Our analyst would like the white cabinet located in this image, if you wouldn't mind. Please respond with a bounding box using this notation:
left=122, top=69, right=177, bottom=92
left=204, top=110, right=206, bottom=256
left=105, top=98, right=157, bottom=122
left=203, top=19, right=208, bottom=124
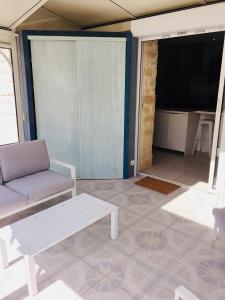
left=153, top=110, right=198, bottom=154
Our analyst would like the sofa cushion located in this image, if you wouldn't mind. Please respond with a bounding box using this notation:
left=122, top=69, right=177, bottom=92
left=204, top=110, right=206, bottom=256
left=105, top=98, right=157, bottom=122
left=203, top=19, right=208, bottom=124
left=0, top=185, right=27, bottom=216
left=0, top=139, right=50, bottom=183
left=6, top=170, right=74, bottom=203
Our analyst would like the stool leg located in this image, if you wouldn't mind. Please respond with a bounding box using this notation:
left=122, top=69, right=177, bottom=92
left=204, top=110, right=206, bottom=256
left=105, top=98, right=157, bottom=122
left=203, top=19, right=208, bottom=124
left=192, top=123, right=201, bottom=155
left=208, top=123, right=213, bottom=158
left=197, top=125, right=202, bottom=152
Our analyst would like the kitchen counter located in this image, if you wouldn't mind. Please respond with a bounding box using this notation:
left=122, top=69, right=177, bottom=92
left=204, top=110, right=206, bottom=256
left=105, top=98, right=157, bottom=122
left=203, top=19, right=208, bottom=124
left=154, top=108, right=216, bottom=155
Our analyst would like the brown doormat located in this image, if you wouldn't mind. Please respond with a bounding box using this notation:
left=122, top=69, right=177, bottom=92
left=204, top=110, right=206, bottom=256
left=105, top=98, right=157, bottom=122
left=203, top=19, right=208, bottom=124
left=135, top=176, right=180, bottom=194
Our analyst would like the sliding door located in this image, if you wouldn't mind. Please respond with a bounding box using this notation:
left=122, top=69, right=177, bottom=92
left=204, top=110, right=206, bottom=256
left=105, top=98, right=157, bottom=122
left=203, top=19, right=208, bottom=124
left=208, top=35, right=225, bottom=188
left=77, top=39, right=125, bottom=178
left=31, top=40, right=81, bottom=175
left=30, top=36, right=126, bottom=179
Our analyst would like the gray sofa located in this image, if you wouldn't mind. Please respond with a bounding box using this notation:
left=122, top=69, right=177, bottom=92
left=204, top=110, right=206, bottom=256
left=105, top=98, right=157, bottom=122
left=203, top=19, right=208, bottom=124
left=0, top=139, right=76, bottom=219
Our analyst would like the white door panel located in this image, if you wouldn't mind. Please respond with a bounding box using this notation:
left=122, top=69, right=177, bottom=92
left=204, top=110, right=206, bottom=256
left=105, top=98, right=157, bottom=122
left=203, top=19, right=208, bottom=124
left=78, top=40, right=125, bottom=178
left=31, top=40, right=81, bottom=175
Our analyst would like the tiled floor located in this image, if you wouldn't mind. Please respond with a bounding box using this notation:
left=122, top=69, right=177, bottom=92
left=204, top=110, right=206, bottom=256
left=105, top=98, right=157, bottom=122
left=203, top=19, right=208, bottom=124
left=0, top=177, right=224, bottom=300
left=144, top=148, right=210, bottom=189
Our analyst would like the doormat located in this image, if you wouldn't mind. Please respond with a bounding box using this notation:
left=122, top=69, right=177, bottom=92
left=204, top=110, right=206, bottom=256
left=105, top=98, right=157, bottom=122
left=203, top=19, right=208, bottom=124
left=135, top=176, right=180, bottom=195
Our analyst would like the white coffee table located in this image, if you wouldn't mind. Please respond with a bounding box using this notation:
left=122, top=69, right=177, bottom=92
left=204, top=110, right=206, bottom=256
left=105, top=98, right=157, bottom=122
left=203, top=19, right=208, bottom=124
left=0, top=193, right=118, bottom=296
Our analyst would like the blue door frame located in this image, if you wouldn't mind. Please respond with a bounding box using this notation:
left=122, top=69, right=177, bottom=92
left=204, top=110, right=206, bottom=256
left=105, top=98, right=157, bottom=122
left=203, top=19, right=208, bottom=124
left=21, top=30, right=134, bottom=179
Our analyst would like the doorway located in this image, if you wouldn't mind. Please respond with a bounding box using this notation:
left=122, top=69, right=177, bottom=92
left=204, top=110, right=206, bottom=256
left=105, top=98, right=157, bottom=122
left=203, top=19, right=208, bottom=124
left=0, top=47, right=18, bottom=145
left=137, top=32, right=225, bottom=191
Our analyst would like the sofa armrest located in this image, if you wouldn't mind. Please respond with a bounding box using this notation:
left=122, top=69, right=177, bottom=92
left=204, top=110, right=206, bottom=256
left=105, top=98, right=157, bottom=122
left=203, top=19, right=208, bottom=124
left=50, top=159, right=76, bottom=180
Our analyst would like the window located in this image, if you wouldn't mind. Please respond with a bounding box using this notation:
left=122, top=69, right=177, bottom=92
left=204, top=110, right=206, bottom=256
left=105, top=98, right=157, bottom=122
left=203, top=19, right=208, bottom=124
left=0, top=48, right=18, bottom=145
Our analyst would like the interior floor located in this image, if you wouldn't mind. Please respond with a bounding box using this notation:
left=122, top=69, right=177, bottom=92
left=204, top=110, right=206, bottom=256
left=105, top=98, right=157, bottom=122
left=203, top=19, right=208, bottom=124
left=143, top=148, right=210, bottom=189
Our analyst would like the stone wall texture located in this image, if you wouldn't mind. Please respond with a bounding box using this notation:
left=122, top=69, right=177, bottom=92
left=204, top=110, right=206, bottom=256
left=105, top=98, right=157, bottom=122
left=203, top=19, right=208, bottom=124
left=139, top=40, right=158, bottom=171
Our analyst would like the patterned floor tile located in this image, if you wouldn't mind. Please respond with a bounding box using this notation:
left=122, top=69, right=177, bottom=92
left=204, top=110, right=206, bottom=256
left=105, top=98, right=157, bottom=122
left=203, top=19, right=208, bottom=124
left=113, top=258, right=157, bottom=296
left=150, top=208, right=179, bottom=227
left=134, top=227, right=194, bottom=273
left=198, top=229, right=225, bottom=252
left=169, top=213, right=207, bottom=239
left=86, top=208, right=142, bottom=242
left=0, top=177, right=221, bottom=300
left=79, top=180, right=132, bottom=200
left=165, top=240, right=225, bottom=300
left=61, top=230, right=103, bottom=258
left=83, top=245, right=128, bottom=276
left=107, top=218, right=167, bottom=256
left=108, top=188, right=161, bottom=216
left=76, top=179, right=91, bottom=188
left=35, top=244, right=76, bottom=282
left=48, top=259, right=103, bottom=296
left=142, top=276, right=180, bottom=300
left=81, top=284, right=132, bottom=300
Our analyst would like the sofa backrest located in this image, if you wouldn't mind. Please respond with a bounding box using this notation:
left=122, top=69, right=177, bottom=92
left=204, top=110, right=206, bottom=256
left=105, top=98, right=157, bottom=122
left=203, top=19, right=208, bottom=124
left=0, top=139, right=50, bottom=183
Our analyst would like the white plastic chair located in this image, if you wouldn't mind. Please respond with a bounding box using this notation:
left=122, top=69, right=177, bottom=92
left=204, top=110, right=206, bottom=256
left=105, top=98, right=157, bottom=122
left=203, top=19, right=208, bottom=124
left=192, top=119, right=214, bottom=157
left=175, top=286, right=200, bottom=300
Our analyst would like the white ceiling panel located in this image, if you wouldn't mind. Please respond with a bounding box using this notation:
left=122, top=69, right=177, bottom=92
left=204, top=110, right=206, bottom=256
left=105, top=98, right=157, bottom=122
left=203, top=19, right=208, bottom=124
left=113, top=0, right=204, bottom=17
left=0, top=0, right=47, bottom=28
left=13, top=0, right=220, bottom=29
left=22, top=8, right=58, bottom=24
left=44, top=0, right=133, bottom=27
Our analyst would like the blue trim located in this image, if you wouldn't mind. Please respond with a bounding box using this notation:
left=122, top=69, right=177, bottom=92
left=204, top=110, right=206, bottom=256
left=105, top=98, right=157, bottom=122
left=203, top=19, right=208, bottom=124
left=21, top=30, right=133, bottom=179
left=123, top=32, right=132, bottom=179
left=22, top=31, right=37, bottom=139
left=21, top=30, right=130, bottom=38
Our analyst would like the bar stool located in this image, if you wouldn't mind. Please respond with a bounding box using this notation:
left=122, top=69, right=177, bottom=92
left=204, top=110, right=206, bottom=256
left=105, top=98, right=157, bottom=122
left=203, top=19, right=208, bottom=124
left=192, top=119, right=214, bottom=157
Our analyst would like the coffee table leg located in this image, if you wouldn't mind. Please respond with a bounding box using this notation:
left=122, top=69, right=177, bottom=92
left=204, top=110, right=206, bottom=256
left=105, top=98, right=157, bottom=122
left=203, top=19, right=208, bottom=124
left=111, top=208, right=118, bottom=240
left=25, top=255, right=38, bottom=296
left=0, top=238, right=8, bottom=269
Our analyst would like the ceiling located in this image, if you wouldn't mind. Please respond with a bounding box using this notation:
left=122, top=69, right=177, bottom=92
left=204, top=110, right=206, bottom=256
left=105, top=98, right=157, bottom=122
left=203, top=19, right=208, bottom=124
left=43, top=0, right=222, bottom=28
left=0, top=0, right=223, bottom=30
left=0, top=0, right=45, bottom=29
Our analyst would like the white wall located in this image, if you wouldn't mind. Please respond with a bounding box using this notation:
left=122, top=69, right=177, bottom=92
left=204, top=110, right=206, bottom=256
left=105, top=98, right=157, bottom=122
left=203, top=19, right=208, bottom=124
left=0, top=29, right=12, bottom=44
left=87, top=21, right=131, bottom=32
left=17, top=8, right=80, bottom=31
left=131, top=2, right=225, bottom=39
